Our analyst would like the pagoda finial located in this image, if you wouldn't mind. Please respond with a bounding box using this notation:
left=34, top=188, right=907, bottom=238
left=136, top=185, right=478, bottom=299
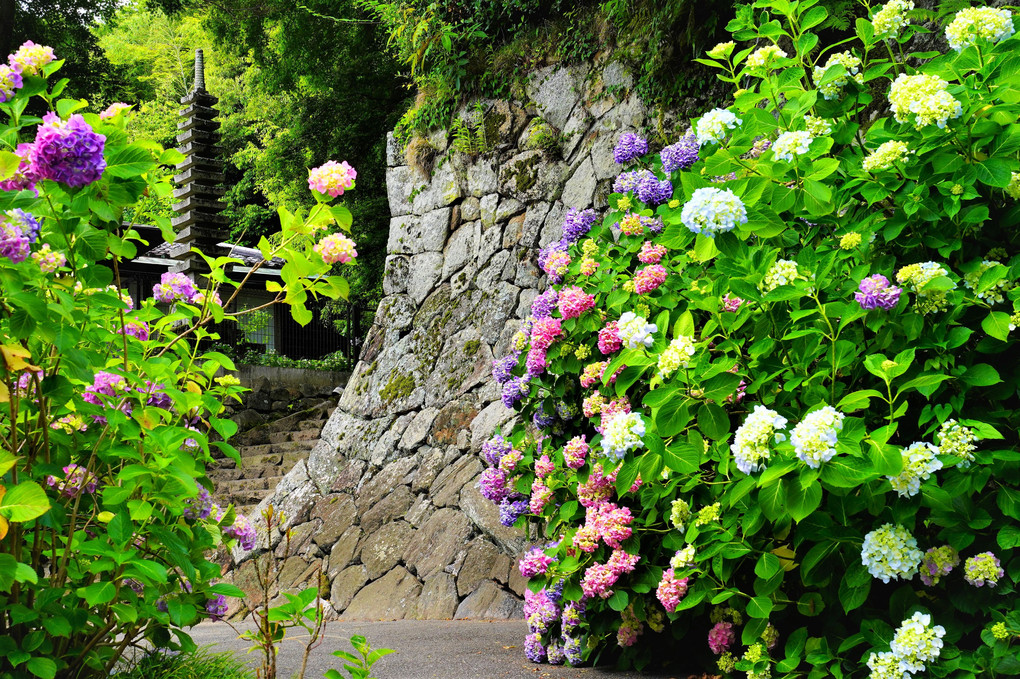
left=193, top=49, right=206, bottom=92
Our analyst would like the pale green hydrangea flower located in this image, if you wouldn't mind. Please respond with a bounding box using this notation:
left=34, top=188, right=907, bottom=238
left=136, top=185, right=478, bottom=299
left=746, top=44, right=788, bottom=70
left=762, top=259, right=809, bottom=292
left=872, top=0, right=915, bottom=39
left=963, top=259, right=1010, bottom=303
left=791, top=406, right=845, bottom=468
left=888, top=441, right=942, bottom=497
left=861, top=523, right=922, bottom=582
left=888, top=74, right=962, bottom=129
left=812, top=51, right=863, bottom=99
left=657, top=335, right=696, bottom=379
left=945, top=7, right=1014, bottom=51
left=890, top=612, right=946, bottom=673
left=896, top=261, right=955, bottom=314
left=696, top=108, right=742, bottom=146
left=670, top=498, right=691, bottom=531
left=1007, top=172, right=1020, bottom=199
left=936, top=419, right=977, bottom=467
left=804, top=115, right=832, bottom=136
left=772, top=130, right=814, bottom=162
left=731, top=405, right=788, bottom=474
left=862, top=140, right=911, bottom=172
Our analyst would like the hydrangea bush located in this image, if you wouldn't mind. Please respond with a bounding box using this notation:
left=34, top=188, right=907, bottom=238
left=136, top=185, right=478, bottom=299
left=484, top=1, right=1020, bottom=675
left=0, top=47, right=355, bottom=677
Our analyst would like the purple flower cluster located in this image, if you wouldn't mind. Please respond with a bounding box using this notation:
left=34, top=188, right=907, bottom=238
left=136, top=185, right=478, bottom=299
left=531, top=288, right=559, bottom=319
left=525, top=587, right=561, bottom=634
left=0, top=62, right=22, bottom=103
left=0, top=144, right=40, bottom=194
left=184, top=487, right=217, bottom=520
left=613, top=169, right=646, bottom=194
left=856, top=274, right=902, bottom=310
left=637, top=172, right=673, bottom=205
left=206, top=594, right=228, bottom=621
left=482, top=434, right=513, bottom=466
left=525, top=632, right=546, bottom=663
left=46, top=463, right=98, bottom=498
left=224, top=514, right=257, bottom=551
left=501, top=376, right=529, bottom=408
left=83, top=371, right=129, bottom=407
left=0, top=210, right=37, bottom=263
left=479, top=467, right=510, bottom=503
left=31, top=112, right=106, bottom=187
left=153, top=272, right=198, bottom=304
left=660, top=133, right=699, bottom=172
left=491, top=354, right=518, bottom=384
left=613, top=133, right=648, bottom=164
left=562, top=208, right=598, bottom=244
left=499, top=498, right=529, bottom=527
left=532, top=408, right=556, bottom=430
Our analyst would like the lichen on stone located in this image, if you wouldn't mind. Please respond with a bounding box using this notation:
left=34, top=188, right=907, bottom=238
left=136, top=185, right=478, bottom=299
left=379, top=372, right=416, bottom=404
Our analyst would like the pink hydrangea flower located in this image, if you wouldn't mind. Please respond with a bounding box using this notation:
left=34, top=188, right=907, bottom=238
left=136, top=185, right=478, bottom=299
left=608, top=548, right=640, bottom=575
left=582, top=392, right=605, bottom=417
left=573, top=525, right=599, bottom=553
left=638, top=242, right=667, bottom=264
left=557, top=286, right=595, bottom=319
left=656, top=568, right=690, bottom=613
left=577, top=465, right=615, bottom=507
left=535, top=454, right=555, bottom=478
left=530, top=478, right=553, bottom=514
left=314, top=233, right=357, bottom=264
left=308, top=160, right=356, bottom=197
left=0, top=63, right=22, bottom=104
left=585, top=502, right=633, bottom=548
left=581, top=563, right=617, bottom=598
left=722, top=294, right=744, bottom=312
left=598, top=322, right=622, bottom=355
left=541, top=250, right=571, bottom=281
left=10, top=41, right=56, bottom=76
left=708, top=621, right=736, bottom=653
left=31, top=244, right=65, bottom=272
left=580, top=257, right=600, bottom=276
left=530, top=317, right=563, bottom=350
left=99, top=103, right=132, bottom=119
left=563, top=436, right=589, bottom=469
left=525, top=346, right=547, bottom=376
left=118, top=319, right=150, bottom=341
left=580, top=361, right=608, bottom=388
left=519, top=546, right=555, bottom=578
left=633, top=264, right=668, bottom=294
left=0, top=143, right=39, bottom=193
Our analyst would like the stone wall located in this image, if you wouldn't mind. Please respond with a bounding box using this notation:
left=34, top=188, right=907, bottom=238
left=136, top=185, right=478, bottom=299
left=230, top=60, right=658, bottom=620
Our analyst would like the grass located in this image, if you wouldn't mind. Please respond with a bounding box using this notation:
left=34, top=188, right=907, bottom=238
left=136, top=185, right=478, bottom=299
left=111, top=647, right=253, bottom=679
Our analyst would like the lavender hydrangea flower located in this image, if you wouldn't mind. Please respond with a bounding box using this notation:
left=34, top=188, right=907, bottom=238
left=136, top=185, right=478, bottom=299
left=856, top=274, right=902, bottom=310
left=532, top=408, right=556, bottom=430
left=5, top=209, right=39, bottom=243
left=525, top=632, right=546, bottom=663
left=613, top=170, right=645, bottom=194
left=224, top=515, right=257, bottom=551
left=0, top=143, right=39, bottom=194
left=501, top=376, right=529, bottom=408
left=479, top=467, right=510, bottom=503
left=636, top=173, right=673, bottom=205
left=660, top=133, right=699, bottom=172
left=563, top=635, right=583, bottom=665
left=482, top=434, right=513, bottom=466
left=614, top=132, right=648, bottom=164
left=491, top=354, right=518, bottom=384
left=499, top=497, right=529, bottom=526
left=0, top=215, right=31, bottom=263
left=206, top=594, right=228, bottom=621
left=46, top=463, right=98, bottom=498
left=153, top=272, right=198, bottom=304
left=31, top=112, right=106, bottom=187
left=0, top=63, right=23, bottom=103
left=184, top=487, right=217, bottom=520
left=562, top=208, right=598, bottom=244
left=531, top=288, right=559, bottom=319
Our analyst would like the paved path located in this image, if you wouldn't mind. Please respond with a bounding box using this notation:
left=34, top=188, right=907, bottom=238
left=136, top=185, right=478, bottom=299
left=190, top=620, right=688, bottom=679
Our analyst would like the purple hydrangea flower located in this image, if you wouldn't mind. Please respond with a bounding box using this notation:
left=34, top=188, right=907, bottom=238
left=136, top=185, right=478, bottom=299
left=613, top=170, right=645, bottom=194
left=501, top=376, right=529, bottom=408
left=153, top=272, right=198, bottom=304
left=660, top=133, right=699, bottom=172
left=525, top=632, right=546, bottom=663
left=6, top=209, right=39, bottom=243
left=532, top=408, right=555, bottom=430
left=562, top=208, right=598, bottom=244
left=499, top=497, right=529, bottom=526
left=563, top=634, right=583, bottom=666
left=491, top=354, right=518, bottom=384
left=123, top=578, right=145, bottom=596
left=546, top=641, right=565, bottom=665
left=531, top=288, right=559, bottom=320
left=31, top=112, right=107, bottom=187
left=184, top=487, right=216, bottom=520
left=478, top=467, right=510, bottom=503
left=561, top=601, right=585, bottom=632
left=0, top=216, right=31, bottom=263
left=45, top=463, right=98, bottom=498
left=224, top=514, right=257, bottom=551
left=482, top=434, right=513, bottom=466
left=855, top=274, right=902, bottom=310
left=0, top=63, right=23, bottom=103
left=637, top=173, right=674, bottom=205
left=614, top=132, right=648, bottom=164
left=525, top=588, right=560, bottom=633
left=206, top=594, right=228, bottom=621
left=964, top=551, right=1004, bottom=587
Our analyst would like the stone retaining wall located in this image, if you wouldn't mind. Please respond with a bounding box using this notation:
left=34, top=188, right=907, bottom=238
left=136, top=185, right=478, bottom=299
left=229, top=61, right=658, bottom=619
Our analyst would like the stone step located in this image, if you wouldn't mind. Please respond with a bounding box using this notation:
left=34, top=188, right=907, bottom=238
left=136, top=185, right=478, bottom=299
left=298, top=420, right=327, bottom=431
left=240, top=443, right=274, bottom=458
left=239, top=453, right=283, bottom=467
left=270, top=440, right=316, bottom=454
left=208, top=468, right=244, bottom=483
left=291, top=429, right=320, bottom=442
left=269, top=431, right=292, bottom=444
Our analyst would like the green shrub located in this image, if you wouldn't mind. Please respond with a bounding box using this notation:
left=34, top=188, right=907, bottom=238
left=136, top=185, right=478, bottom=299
left=485, top=0, right=1020, bottom=675
left=112, top=648, right=253, bottom=679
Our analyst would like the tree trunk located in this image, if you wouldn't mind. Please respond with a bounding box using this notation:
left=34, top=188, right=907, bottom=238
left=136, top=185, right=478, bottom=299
left=0, top=0, right=15, bottom=58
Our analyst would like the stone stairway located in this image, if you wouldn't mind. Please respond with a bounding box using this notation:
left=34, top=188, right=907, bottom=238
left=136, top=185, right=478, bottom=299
left=209, top=400, right=335, bottom=515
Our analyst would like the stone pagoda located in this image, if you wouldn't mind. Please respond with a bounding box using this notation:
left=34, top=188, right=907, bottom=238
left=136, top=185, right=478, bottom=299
left=170, top=49, right=228, bottom=277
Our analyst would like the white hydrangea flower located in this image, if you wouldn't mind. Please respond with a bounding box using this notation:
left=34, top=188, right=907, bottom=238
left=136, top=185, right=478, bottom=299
left=945, top=7, right=1014, bottom=51
left=888, top=74, right=962, bottom=129
left=812, top=51, right=863, bottom=99
left=772, top=130, right=814, bottom=162
left=867, top=651, right=911, bottom=679
left=600, top=411, right=646, bottom=460
left=936, top=419, right=977, bottom=467
left=680, top=187, right=748, bottom=237
left=963, top=259, right=1010, bottom=303
left=896, top=261, right=955, bottom=314
left=708, top=41, right=736, bottom=59
left=670, top=498, right=691, bottom=531
left=804, top=115, right=833, bottom=136
left=862, top=140, right=911, bottom=172
left=657, top=336, right=696, bottom=379
left=872, top=0, right=915, bottom=39
left=890, top=612, right=946, bottom=673
left=762, top=259, right=809, bottom=292
left=791, top=406, right=845, bottom=468
left=746, top=44, right=788, bottom=70
left=1008, top=172, right=1020, bottom=200
left=670, top=544, right=696, bottom=569
left=861, top=523, right=923, bottom=583
left=696, top=108, right=742, bottom=147
left=888, top=441, right=942, bottom=497
left=730, top=405, right=788, bottom=474
left=617, top=311, right=657, bottom=349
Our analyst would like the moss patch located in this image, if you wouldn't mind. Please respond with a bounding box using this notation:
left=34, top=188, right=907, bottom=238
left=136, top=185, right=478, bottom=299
left=463, top=339, right=481, bottom=356
left=507, top=154, right=541, bottom=194
left=379, top=372, right=416, bottom=404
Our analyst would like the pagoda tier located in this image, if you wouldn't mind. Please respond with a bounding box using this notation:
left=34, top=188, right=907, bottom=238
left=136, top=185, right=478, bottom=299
left=170, top=48, right=229, bottom=277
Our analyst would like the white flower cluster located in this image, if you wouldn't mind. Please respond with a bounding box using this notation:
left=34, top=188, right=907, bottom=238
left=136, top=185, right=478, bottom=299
left=888, top=74, right=962, bottom=129
left=804, top=115, right=832, bottom=136
left=680, top=187, right=748, bottom=237
left=861, top=523, right=923, bottom=583
left=888, top=441, right=942, bottom=497
left=945, top=7, right=1014, bottom=51
left=730, top=405, right=788, bottom=474
left=896, top=261, right=955, bottom=314
left=872, top=0, right=915, bottom=39
left=936, top=419, right=977, bottom=467
left=617, top=312, right=657, bottom=349
left=746, top=45, right=788, bottom=70
left=657, top=336, right=696, bottom=379
left=670, top=498, right=691, bottom=530
left=963, top=259, right=1010, bottom=303
left=696, top=108, right=742, bottom=146
left=772, top=130, right=814, bottom=162
left=862, top=140, right=911, bottom=172
left=812, top=51, right=863, bottom=99
left=670, top=544, right=697, bottom=569
left=600, top=411, right=646, bottom=460
left=762, top=259, right=809, bottom=292
left=890, top=612, right=946, bottom=673
left=1008, top=172, right=1020, bottom=200
left=791, top=406, right=845, bottom=468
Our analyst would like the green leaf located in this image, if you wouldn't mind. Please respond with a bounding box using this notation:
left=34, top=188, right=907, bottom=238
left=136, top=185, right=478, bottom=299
left=108, top=512, right=133, bottom=547
left=0, top=482, right=50, bottom=522
left=746, top=595, right=773, bottom=618
left=607, top=589, right=629, bottom=611
left=210, top=583, right=246, bottom=598
left=785, top=479, right=822, bottom=522
left=0, top=150, right=21, bottom=181
left=759, top=479, right=786, bottom=522
left=697, top=403, right=730, bottom=440
left=755, top=553, right=782, bottom=580
left=982, top=311, right=1012, bottom=341
left=104, top=146, right=156, bottom=179
left=81, top=581, right=117, bottom=606
left=961, top=363, right=1000, bottom=387
left=797, top=592, right=825, bottom=617
left=836, top=390, right=884, bottom=413
left=26, top=657, right=57, bottom=679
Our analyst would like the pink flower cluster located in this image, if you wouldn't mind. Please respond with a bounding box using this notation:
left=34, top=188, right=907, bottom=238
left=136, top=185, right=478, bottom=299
left=638, top=242, right=667, bottom=263
left=580, top=361, right=608, bottom=388
left=722, top=294, right=744, bottom=312
left=314, top=233, right=358, bottom=265
left=577, top=465, right=615, bottom=508
left=530, top=478, right=553, bottom=513
left=580, top=257, right=599, bottom=276
left=708, top=621, right=736, bottom=653
left=583, top=502, right=633, bottom=549
left=619, top=213, right=644, bottom=236
left=308, top=160, right=356, bottom=197
left=46, top=463, right=98, bottom=498
left=557, top=286, right=595, bottom=319
left=118, top=319, right=150, bottom=341
left=582, top=392, right=605, bottom=417
left=598, top=322, right=621, bottom=355
left=617, top=605, right=644, bottom=647
left=0, top=143, right=38, bottom=193
left=633, top=264, right=667, bottom=294
left=153, top=272, right=198, bottom=304
left=542, top=250, right=571, bottom=281
left=531, top=317, right=563, bottom=350
left=580, top=549, right=640, bottom=598
left=535, top=454, right=555, bottom=478
left=519, top=546, right=555, bottom=578
left=563, top=436, right=589, bottom=469
left=656, top=568, right=690, bottom=613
